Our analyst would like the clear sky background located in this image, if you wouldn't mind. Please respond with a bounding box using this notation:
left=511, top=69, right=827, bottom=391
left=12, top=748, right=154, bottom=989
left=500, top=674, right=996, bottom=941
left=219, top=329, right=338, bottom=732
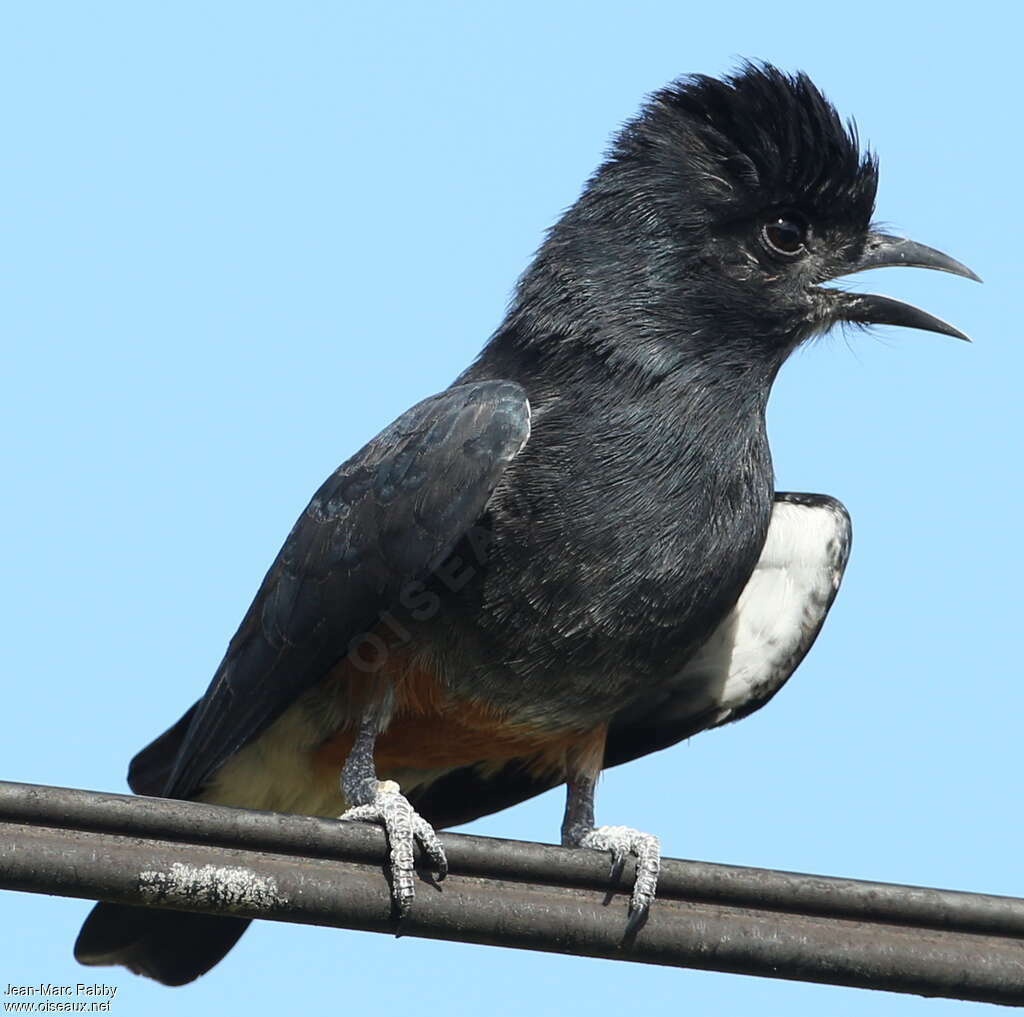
left=2, top=2, right=1019, bottom=1014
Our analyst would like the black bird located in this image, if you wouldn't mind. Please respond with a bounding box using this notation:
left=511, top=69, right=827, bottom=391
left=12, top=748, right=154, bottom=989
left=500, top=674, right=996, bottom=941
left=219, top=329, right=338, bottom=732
left=75, top=63, right=977, bottom=985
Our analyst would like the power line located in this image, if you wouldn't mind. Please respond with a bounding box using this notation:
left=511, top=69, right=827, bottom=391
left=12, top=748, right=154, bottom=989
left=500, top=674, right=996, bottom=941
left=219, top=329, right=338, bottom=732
left=2, top=779, right=1022, bottom=1005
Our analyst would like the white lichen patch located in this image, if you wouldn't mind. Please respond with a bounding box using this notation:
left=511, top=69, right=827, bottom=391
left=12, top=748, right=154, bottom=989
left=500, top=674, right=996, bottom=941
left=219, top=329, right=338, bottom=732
left=138, top=862, right=286, bottom=913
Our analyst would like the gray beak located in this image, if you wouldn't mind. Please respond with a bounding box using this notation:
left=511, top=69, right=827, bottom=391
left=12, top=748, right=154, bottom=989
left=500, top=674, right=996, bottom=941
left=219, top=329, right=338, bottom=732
left=833, top=233, right=979, bottom=342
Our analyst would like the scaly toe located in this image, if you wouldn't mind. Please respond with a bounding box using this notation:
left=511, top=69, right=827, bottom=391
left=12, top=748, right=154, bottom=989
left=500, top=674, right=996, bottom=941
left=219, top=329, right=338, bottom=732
left=578, top=824, right=661, bottom=919
left=339, top=786, right=448, bottom=914
left=410, top=812, right=448, bottom=879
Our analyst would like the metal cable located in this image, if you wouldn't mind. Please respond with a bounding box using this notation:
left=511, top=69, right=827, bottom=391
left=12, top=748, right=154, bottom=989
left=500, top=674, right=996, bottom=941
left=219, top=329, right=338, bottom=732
left=2, top=780, right=1022, bottom=1005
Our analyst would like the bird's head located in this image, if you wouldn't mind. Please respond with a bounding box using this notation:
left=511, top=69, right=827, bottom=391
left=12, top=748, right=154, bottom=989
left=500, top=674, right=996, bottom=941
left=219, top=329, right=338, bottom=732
left=507, top=63, right=976, bottom=380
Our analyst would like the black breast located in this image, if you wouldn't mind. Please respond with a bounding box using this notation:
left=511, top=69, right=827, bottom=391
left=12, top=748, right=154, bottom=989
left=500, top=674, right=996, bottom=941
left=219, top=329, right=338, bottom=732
left=433, top=380, right=775, bottom=728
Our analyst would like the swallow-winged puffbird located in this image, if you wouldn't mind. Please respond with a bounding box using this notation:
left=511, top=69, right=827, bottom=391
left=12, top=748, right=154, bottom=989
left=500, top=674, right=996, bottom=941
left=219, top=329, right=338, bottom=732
left=75, top=63, right=977, bottom=985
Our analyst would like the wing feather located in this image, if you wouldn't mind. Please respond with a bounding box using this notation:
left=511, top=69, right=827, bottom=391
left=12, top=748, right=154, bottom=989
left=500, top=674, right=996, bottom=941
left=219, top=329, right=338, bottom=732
left=136, top=380, right=530, bottom=800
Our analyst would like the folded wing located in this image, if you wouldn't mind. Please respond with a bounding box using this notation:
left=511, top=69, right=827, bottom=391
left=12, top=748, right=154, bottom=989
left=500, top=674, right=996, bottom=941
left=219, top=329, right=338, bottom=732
left=132, top=380, right=532, bottom=802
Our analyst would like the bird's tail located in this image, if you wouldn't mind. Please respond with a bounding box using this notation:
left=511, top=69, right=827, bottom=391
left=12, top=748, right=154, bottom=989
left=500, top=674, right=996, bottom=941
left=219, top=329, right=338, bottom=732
left=74, top=902, right=250, bottom=986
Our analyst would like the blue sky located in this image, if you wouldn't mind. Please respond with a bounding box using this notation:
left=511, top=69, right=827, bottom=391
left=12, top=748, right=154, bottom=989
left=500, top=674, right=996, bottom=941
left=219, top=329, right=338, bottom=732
left=2, top=2, right=1019, bottom=1014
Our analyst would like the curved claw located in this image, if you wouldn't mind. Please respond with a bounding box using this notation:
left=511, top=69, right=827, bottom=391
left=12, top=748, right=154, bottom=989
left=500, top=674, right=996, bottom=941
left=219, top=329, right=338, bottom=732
left=340, top=785, right=448, bottom=915
left=409, top=810, right=448, bottom=880
left=578, top=824, right=661, bottom=920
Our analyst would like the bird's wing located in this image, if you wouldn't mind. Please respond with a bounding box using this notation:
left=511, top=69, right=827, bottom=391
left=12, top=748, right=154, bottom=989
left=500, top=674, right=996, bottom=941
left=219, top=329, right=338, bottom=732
left=409, top=492, right=851, bottom=829
left=132, top=380, right=531, bottom=801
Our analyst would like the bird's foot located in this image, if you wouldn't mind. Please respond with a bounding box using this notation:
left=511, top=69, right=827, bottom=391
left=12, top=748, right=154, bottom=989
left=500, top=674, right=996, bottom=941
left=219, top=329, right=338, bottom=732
left=339, top=780, right=448, bottom=915
left=570, top=824, right=661, bottom=926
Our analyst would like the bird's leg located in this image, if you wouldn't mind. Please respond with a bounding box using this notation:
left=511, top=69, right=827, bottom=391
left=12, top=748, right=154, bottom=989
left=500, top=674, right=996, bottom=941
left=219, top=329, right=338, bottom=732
left=338, top=715, right=447, bottom=914
left=561, top=752, right=661, bottom=929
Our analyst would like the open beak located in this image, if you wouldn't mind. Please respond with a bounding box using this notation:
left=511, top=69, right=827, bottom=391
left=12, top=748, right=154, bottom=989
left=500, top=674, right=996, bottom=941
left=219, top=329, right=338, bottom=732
left=831, top=233, right=979, bottom=342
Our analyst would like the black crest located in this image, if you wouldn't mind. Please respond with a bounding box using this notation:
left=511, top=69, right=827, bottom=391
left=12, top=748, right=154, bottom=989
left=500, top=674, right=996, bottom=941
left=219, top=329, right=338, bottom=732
left=607, top=62, right=879, bottom=227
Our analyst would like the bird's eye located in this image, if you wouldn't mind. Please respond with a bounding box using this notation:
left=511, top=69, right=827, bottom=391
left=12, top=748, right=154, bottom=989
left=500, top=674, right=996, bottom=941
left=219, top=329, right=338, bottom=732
left=761, top=214, right=808, bottom=258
